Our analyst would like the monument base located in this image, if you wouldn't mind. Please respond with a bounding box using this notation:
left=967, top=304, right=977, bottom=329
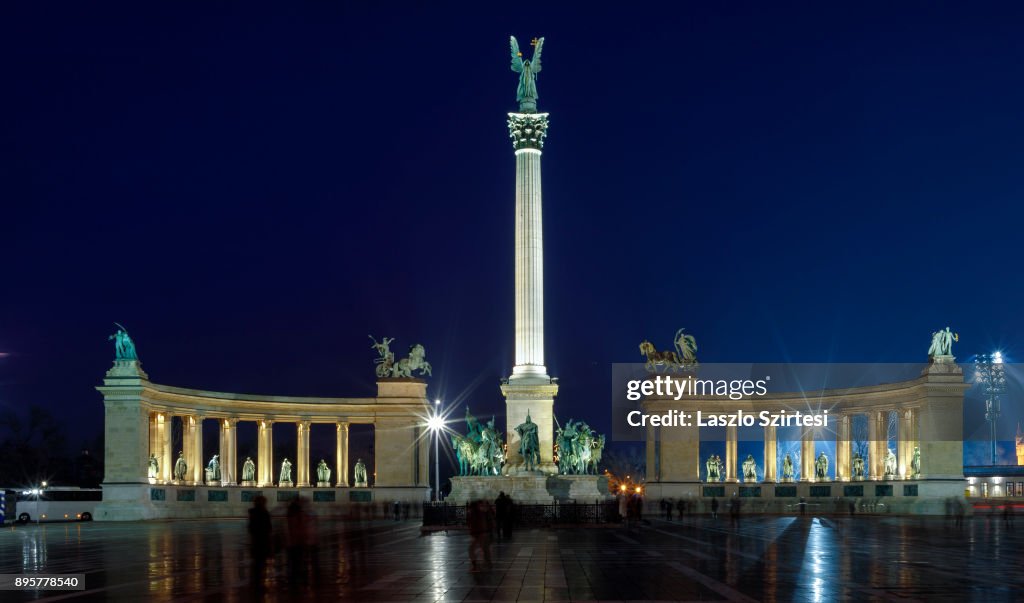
left=280, top=481, right=294, bottom=488
left=448, top=474, right=610, bottom=504
left=317, top=481, right=330, bottom=488
left=546, top=475, right=610, bottom=502
left=241, top=480, right=256, bottom=487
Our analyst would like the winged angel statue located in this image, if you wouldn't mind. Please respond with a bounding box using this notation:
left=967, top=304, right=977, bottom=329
left=510, top=36, right=544, bottom=112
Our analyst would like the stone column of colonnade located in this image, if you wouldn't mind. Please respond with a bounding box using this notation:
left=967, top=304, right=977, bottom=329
left=181, top=416, right=196, bottom=484
left=257, top=420, right=274, bottom=486
left=800, top=427, right=814, bottom=481
left=336, top=422, right=349, bottom=487
left=869, top=410, right=886, bottom=479
left=148, top=411, right=173, bottom=482
left=218, top=419, right=238, bottom=485
left=836, top=414, right=851, bottom=481
left=725, top=424, right=738, bottom=482
left=763, top=424, right=777, bottom=482
left=898, top=408, right=917, bottom=478
left=296, top=421, right=311, bottom=487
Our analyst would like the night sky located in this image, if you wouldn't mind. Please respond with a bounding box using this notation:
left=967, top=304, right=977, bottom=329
left=3, top=4, right=1023, bottom=471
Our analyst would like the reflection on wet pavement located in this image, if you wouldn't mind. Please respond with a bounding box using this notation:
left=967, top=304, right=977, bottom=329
left=1, top=514, right=1022, bottom=601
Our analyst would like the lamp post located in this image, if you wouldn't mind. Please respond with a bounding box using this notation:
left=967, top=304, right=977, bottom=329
left=428, top=399, right=443, bottom=502
left=975, top=352, right=1007, bottom=465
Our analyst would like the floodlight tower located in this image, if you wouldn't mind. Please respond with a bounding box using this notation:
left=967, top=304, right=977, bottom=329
left=975, top=352, right=1007, bottom=465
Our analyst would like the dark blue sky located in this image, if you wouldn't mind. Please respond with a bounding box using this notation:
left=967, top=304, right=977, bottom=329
left=2, top=3, right=1023, bottom=450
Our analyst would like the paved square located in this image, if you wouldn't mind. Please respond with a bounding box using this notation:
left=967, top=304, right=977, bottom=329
left=1, top=515, right=1022, bottom=601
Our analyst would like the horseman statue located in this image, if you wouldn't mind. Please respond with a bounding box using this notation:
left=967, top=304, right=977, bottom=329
left=451, top=408, right=504, bottom=476
left=555, top=418, right=605, bottom=475
left=639, top=327, right=698, bottom=373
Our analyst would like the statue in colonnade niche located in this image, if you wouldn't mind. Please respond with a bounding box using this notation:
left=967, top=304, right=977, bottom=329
left=354, top=458, right=368, bottom=487
left=279, top=458, right=293, bottom=485
left=205, top=454, right=221, bottom=482
left=173, top=451, right=187, bottom=481
left=714, top=455, right=724, bottom=481
left=852, top=452, right=865, bottom=479
left=316, top=459, right=331, bottom=485
left=884, top=448, right=897, bottom=478
left=242, top=457, right=256, bottom=482
left=742, top=454, right=758, bottom=482
left=148, top=454, right=159, bottom=479
left=706, top=454, right=719, bottom=482
left=782, top=453, right=795, bottom=481
left=910, top=446, right=921, bottom=478
left=815, top=452, right=829, bottom=480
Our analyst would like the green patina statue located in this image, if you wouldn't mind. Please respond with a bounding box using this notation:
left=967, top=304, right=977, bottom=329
left=516, top=412, right=541, bottom=471
left=110, top=323, right=138, bottom=360
left=173, top=451, right=187, bottom=481
left=510, top=36, right=544, bottom=113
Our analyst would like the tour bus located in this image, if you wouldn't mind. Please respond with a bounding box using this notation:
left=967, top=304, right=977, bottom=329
left=15, top=487, right=102, bottom=523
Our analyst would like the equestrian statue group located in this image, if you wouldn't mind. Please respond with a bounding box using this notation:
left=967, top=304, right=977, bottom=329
left=452, top=409, right=506, bottom=476
left=556, top=419, right=605, bottom=475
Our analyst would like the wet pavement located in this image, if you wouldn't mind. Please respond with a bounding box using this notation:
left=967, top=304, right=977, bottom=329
left=0, top=514, right=1022, bottom=601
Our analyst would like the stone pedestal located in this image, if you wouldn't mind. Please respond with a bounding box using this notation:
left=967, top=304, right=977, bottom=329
left=449, top=475, right=554, bottom=503
left=317, top=481, right=330, bottom=488
left=280, top=481, right=294, bottom=488
left=546, top=475, right=610, bottom=502
left=448, top=474, right=611, bottom=504
left=241, top=480, right=256, bottom=487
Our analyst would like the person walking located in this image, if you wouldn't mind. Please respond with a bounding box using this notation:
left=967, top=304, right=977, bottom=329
left=710, top=497, right=719, bottom=520
left=247, top=495, right=272, bottom=594
left=467, top=500, right=493, bottom=572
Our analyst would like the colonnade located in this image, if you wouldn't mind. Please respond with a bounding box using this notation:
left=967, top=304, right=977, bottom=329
left=147, top=412, right=360, bottom=488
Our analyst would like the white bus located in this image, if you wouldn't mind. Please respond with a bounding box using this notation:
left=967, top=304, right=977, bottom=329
left=15, top=487, right=102, bottom=523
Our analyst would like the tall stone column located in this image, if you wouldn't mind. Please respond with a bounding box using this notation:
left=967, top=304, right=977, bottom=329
left=219, top=418, right=237, bottom=485
left=336, top=422, right=349, bottom=487
left=296, top=421, right=311, bottom=488
left=502, top=110, right=558, bottom=475
left=725, top=424, right=738, bottom=482
left=148, top=412, right=158, bottom=480
left=181, top=415, right=194, bottom=484
left=800, top=428, right=814, bottom=482
left=160, top=413, right=173, bottom=483
left=868, top=411, right=881, bottom=479
left=898, top=409, right=911, bottom=478
left=837, top=414, right=851, bottom=481
left=763, top=424, right=777, bottom=482
left=192, top=417, right=204, bottom=484
left=257, top=420, right=273, bottom=487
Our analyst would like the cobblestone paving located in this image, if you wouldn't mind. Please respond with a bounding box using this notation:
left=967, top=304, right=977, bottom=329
left=1, top=514, right=1022, bottom=601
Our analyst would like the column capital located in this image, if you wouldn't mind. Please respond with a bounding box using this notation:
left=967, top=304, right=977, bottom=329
left=508, top=112, right=549, bottom=151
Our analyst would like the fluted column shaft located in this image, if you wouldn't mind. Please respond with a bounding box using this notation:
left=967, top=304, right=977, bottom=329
left=837, top=414, right=851, bottom=481
left=296, top=421, right=311, bottom=487
left=512, top=147, right=547, bottom=378
left=800, top=428, right=815, bottom=481
left=336, top=422, right=349, bottom=487
left=726, top=424, right=738, bottom=482
left=763, top=424, right=777, bottom=482
left=258, top=420, right=273, bottom=486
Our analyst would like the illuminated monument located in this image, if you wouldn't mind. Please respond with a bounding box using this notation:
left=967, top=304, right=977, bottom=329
left=501, top=35, right=559, bottom=476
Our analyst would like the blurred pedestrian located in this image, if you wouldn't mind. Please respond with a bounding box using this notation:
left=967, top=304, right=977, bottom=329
left=467, top=499, right=493, bottom=571
left=286, top=497, right=314, bottom=590
left=247, top=495, right=272, bottom=594
left=710, top=497, right=719, bottom=520
left=676, top=498, right=685, bottom=521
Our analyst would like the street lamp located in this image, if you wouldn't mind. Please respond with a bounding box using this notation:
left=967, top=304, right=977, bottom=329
left=427, top=399, right=443, bottom=501
left=975, top=352, right=1007, bottom=465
